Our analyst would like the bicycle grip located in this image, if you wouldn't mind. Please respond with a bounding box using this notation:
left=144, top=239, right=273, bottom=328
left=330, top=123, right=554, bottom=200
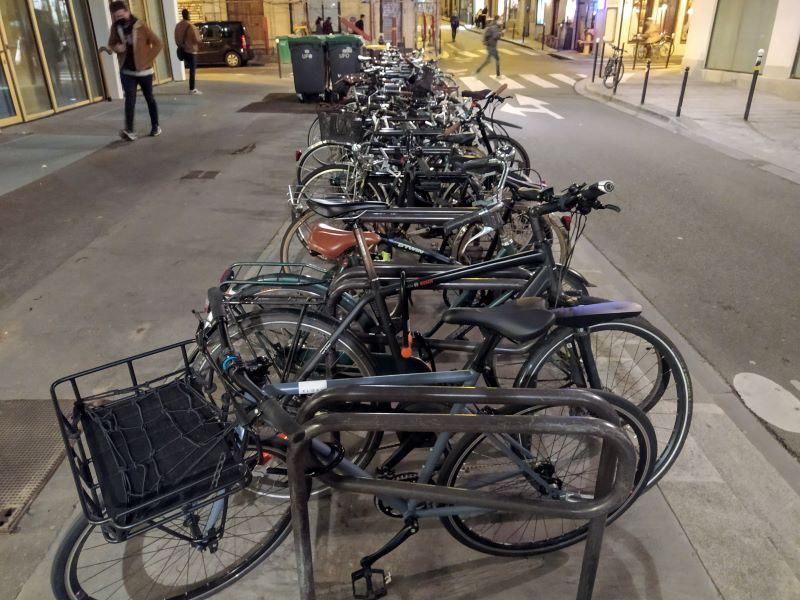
left=207, top=287, right=226, bottom=321
left=442, top=209, right=483, bottom=234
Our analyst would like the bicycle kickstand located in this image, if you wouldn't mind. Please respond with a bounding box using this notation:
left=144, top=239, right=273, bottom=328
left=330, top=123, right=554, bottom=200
left=351, top=517, right=419, bottom=600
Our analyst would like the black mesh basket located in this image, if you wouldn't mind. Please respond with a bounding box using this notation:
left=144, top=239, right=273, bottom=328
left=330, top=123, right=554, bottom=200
left=51, top=341, right=250, bottom=542
left=318, top=111, right=364, bottom=143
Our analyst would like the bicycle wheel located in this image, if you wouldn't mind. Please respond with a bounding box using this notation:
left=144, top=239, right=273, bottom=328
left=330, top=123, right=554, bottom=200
left=437, top=397, right=656, bottom=557
left=199, top=309, right=382, bottom=468
left=602, top=58, right=618, bottom=89
left=515, top=317, right=692, bottom=488
left=484, top=135, right=531, bottom=172
left=297, top=141, right=353, bottom=184
left=307, top=115, right=321, bottom=146
left=52, top=442, right=293, bottom=600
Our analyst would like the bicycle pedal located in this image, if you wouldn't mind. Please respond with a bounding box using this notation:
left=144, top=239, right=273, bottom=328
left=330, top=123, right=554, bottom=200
left=351, top=567, right=389, bottom=599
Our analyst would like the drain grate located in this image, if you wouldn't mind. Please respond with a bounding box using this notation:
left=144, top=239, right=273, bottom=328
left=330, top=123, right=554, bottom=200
left=0, top=399, right=68, bottom=533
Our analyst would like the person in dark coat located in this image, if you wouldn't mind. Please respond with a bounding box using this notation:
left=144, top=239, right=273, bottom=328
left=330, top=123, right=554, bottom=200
left=355, top=14, right=365, bottom=33
left=314, top=17, right=323, bottom=34
left=450, top=14, right=459, bottom=42
left=322, top=17, right=333, bottom=34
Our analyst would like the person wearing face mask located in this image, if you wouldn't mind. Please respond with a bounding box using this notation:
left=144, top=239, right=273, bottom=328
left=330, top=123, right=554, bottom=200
left=107, top=0, right=163, bottom=141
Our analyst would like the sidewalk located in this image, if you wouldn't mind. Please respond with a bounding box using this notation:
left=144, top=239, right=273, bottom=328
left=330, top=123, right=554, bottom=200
left=576, top=67, right=800, bottom=184
left=1, top=66, right=800, bottom=600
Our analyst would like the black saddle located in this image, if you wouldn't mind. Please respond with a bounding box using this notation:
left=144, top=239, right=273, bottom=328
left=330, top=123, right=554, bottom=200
left=462, top=89, right=491, bottom=100
left=552, top=299, right=642, bottom=328
left=437, top=132, right=476, bottom=145
left=306, top=198, right=389, bottom=218
left=443, top=300, right=555, bottom=343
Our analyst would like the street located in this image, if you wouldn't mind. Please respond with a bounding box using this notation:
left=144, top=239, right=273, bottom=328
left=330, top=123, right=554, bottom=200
left=0, top=38, right=799, bottom=600
left=442, top=29, right=800, bottom=453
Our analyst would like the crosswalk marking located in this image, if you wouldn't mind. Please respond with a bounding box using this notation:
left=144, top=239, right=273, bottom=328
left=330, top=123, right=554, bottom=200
left=621, top=72, right=636, bottom=82
left=489, top=75, right=524, bottom=89
left=458, top=76, right=488, bottom=91
left=456, top=49, right=480, bottom=58
left=497, top=47, right=520, bottom=56
left=519, top=74, right=558, bottom=88
left=549, top=73, right=577, bottom=85
left=575, top=73, right=587, bottom=78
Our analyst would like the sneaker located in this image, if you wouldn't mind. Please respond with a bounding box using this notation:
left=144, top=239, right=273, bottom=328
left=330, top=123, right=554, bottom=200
left=119, top=129, right=137, bottom=141
left=189, top=89, right=202, bottom=95
left=149, top=126, right=162, bottom=137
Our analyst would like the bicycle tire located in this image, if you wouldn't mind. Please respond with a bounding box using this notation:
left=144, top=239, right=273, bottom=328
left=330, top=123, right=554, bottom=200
left=297, top=141, right=354, bottom=184
left=52, top=441, right=293, bottom=600
left=437, top=396, right=656, bottom=556
left=484, top=134, right=531, bottom=172
left=307, top=115, right=321, bottom=146
left=602, top=58, right=618, bottom=89
left=515, top=317, right=692, bottom=488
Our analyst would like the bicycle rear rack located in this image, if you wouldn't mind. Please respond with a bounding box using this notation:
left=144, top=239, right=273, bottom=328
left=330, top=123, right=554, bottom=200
left=285, top=386, right=638, bottom=600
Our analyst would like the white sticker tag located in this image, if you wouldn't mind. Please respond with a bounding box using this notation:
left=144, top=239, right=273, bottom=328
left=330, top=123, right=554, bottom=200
left=297, top=380, right=328, bottom=395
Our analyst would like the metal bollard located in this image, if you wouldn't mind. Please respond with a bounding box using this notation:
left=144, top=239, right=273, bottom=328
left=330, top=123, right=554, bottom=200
left=632, top=41, right=638, bottom=71
left=641, top=59, right=651, bottom=104
left=592, top=38, right=600, bottom=82
left=744, top=49, right=764, bottom=121
left=676, top=66, right=689, bottom=117
left=612, top=43, right=624, bottom=95
left=598, top=41, right=605, bottom=79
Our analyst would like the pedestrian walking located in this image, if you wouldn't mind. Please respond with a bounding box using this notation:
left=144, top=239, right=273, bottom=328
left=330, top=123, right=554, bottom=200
left=108, top=0, right=162, bottom=141
left=322, top=17, right=333, bottom=34
left=476, top=16, right=501, bottom=76
left=450, top=14, right=459, bottom=42
left=478, top=7, right=488, bottom=28
left=174, top=9, right=201, bottom=95
left=314, top=16, right=323, bottom=34
left=355, top=14, right=365, bottom=33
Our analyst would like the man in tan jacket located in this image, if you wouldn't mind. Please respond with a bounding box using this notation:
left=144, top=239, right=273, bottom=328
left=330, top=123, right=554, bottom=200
left=175, top=9, right=201, bottom=94
left=108, top=0, right=163, bottom=140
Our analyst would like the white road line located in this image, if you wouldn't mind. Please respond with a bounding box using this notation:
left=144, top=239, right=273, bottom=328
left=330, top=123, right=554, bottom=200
left=575, top=73, right=587, bottom=78
left=489, top=75, right=524, bottom=89
left=459, top=76, right=488, bottom=91
left=519, top=74, right=559, bottom=88
left=550, top=73, right=577, bottom=85
left=497, top=47, right=520, bottom=56
left=456, top=50, right=480, bottom=58
left=621, top=72, right=636, bottom=82
left=733, top=373, right=800, bottom=433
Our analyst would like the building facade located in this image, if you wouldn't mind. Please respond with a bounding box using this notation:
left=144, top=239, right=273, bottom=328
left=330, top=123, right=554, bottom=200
left=0, top=0, right=183, bottom=127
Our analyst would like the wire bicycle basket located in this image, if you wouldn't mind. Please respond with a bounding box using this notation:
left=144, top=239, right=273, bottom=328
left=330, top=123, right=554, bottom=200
left=318, top=111, right=364, bottom=144
left=51, top=341, right=251, bottom=542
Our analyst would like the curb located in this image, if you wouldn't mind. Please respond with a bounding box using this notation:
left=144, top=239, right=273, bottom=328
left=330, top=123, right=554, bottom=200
left=574, top=78, right=684, bottom=127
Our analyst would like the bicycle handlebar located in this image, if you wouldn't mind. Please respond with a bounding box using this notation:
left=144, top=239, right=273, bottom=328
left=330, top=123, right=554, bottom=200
left=533, top=180, right=616, bottom=216
left=442, top=202, right=504, bottom=234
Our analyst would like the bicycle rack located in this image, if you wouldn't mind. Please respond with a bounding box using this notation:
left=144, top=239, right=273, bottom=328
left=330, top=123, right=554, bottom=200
left=285, top=386, right=638, bottom=600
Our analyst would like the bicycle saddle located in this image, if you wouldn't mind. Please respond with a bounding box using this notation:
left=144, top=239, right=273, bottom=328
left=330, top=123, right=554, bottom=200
left=442, top=300, right=555, bottom=343
left=461, top=89, right=491, bottom=100
left=552, top=299, right=642, bottom=328
left=436, top=132, right=476, bottom=145
left=306, top=198, right=389, bottom=218
left=306, top=223, right=380, bottom=259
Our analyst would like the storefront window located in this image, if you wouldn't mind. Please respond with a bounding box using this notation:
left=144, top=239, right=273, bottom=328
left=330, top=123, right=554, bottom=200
left=793, top=38, right=800, bottom=79
left=72, top=0, right=104, bottom=98
left=706, top=0, right=777, bottom=73
left=0, top=63, right=15, bottom=118
left=145, top=0, right=170, bottom=81
left=0, top=0, right=52, bottom=114
left=32, top=0, right=88, bottom=107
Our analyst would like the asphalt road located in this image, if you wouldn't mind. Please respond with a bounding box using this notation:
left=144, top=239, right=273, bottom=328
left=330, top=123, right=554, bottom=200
left=442, top=30, right=800, bottom=452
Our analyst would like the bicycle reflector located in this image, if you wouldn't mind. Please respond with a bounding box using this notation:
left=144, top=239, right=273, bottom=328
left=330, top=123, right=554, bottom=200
left=295, top=149, right=302, bottom=161
left=219, top=267, right=234, bottom=283
left=561, top=215, right=572, bottom=232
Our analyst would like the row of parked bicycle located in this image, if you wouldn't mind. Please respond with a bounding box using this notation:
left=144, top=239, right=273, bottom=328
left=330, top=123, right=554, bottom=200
left=50, top=48, right=692, bottom=600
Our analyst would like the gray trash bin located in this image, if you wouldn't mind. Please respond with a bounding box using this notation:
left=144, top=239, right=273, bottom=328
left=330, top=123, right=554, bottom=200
left=288, top=36, right=327, bottom=102
left=326, top=34, right=363, bottom=98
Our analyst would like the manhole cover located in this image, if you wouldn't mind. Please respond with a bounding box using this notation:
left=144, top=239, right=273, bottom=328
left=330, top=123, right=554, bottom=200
left=0, top=399, right=68, bottom=532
